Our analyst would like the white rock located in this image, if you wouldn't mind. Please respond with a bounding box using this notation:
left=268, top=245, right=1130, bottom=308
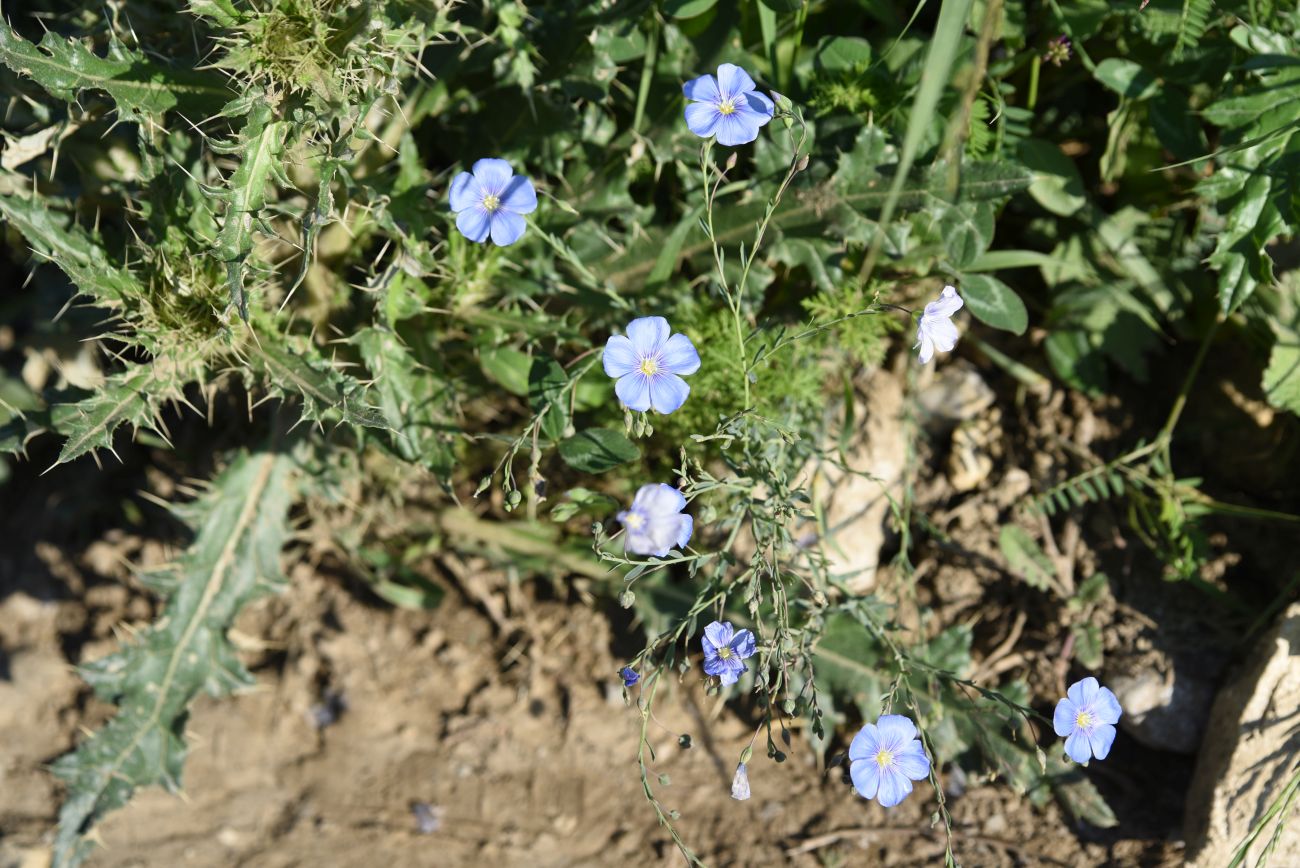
left=1184, top=603, right=1300, bottom=866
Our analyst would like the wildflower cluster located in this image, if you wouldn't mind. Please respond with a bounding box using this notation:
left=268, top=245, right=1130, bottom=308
left=452, top=56, right=1123, bottom=829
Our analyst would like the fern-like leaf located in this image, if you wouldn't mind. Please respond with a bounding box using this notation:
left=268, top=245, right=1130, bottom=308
left=1174, top=0, right=1214, bottom=57
left=50, top=449, right=297, bottom=867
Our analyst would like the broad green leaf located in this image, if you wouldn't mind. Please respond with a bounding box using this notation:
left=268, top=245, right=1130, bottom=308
left=480, top=347, right=533, bottom=397
left=664, top=0, right=717, bottom=18
left=998, top=525, right=1056, bottom=591
left=0, top=26, right=230, bottom=120
left=812, top=613, right=886, bottom=703
left=1018, top=138, right=1086, bottom=217
left=52, top=450, right=296, bottom=867
left=814, top=36, right=872, bottom=71
left=959, top=273, right=1028, bottom=335
left=1263, top=340, right=1300, bottom=416
left=1093, top=58, right=1158, bottom=100
left=938, top=201, right=994, bottom=268
left=529, top=355, right=569, bottom=442
left=558, top=429, right=641, bottom=473
left=1048, top=756, right=1119, bottom=828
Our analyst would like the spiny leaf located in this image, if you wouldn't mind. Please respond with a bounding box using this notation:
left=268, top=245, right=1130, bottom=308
left=0, top=24, right=230, bottom=120
left=0, top=189, right=141, bottom=307
left=52, top=368, right=164, bottom=465
left=251, top=339, right=388, bottom=431
left=350, top=326, right=455, bottom=476
left=51, top=449, right=297, bottom=867
left=213, top=101, right=292, bottom=320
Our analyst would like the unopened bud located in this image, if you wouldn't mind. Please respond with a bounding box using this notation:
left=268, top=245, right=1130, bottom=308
left=725, top=151, right=738, bottom=171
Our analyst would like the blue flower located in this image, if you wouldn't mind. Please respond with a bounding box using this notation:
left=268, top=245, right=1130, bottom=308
left=730, top=762, right=751, bottom=801
left=448, top=158, right=537, bottom=246
left=1053, top=677, right=1122, bottom=764
left=848, top=715, right=930, bottom=808
left=603, top=316, right=700, bottom=414
left=683, top=63, right=775, bottom=147
left=701, top=620, right=756, bottom=686
left=618, top=483, right=693, bottom=557
left=620, top=666, right=640, bottom=687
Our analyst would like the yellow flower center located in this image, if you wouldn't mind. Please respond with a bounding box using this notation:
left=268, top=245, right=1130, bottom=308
left=718, top=99, right=736, bottom=116
left=639, top=356, right=659, bottom=376
left=482, top=193, right=501, bottom=212
left=624, top=512, right=645, bottom=530
left=1075, top=710, right=1092, bottom=729
left=875, top=748, right=894, bottom=769
left=717, top=647, right=732, bottom=660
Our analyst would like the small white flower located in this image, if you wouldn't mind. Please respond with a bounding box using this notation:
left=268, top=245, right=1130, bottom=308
left=915, top=285, right=964, bottom=364
left=730, top=762, right=751, bottom=801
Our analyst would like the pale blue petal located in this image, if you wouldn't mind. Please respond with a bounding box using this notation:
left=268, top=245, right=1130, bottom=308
left=626, top=316, right=670, bottom=355
left=702, top=650, right=726, bottom=677
left=915, top=328, right=936, bottom=364
left=633, top=482, right=686, bottom=516
left=683, top=73, right=720, bottom=103
left=489, top=210, right=527, bottom=246
left=719, top=657, right=746, bottom=685
left=471, top=157, right=513, bottom=195
left=1064, top=729, right=1092, bottom=764
left=674, top=514, right=693, bottom=548
left=703, top=620, right=734, bottom=651
left=850, top=758, right=880, bottom=800
left=730, top=628, right=756, bottom=659
left=660, top=333, right=701, bottom=375
left=715, top=111, right=763, bottom=147
left=1068, top=677, right=1100, bottom=707
left=876, top=767, right=913, bottom=808
left=603, top=335, right=639, bottom=378
left=455, top=206, right=491, bottom=243
left=624, top=526, right=663, bottom=557
left=1094, top=687, right=1123, bottom=725
left=500, top=175, right=537, bottom=214
left=848, top=724, right=879, bottom=762
left=615, top=373, right=650, bottom=411
left=925, top=286, right=963, bottom=318
left=1088, top=723, right=1116, bottom=760
left=648, top=373, right=690, bottom=414
left=1053, top=698, right=1077, bottom=737
left=685, top=101, right=722, bottom=138
left=895, top=741, right=930, bottom=781
left=449, top=172, right=481, bottom=212
left=716, top=63, right=757, bottom=99
left=923, top=317, right=959, bottom=354
left=876, top=715, right=918, bottom=748
left=746, top=90, right=775, bottom=116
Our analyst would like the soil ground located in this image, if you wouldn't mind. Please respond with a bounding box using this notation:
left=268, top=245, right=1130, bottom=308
left=5, top=346, right=1285, bottom=868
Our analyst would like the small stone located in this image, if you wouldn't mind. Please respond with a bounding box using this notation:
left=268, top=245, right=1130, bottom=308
left=1109, top=660, right=1214, bottom=754
left=917, top=362, right=996, bottom=426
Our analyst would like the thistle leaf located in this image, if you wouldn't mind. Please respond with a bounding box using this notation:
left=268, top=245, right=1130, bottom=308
left=51, top=449, right=297, bottom=867
left=252, top=339, right=389, bottom=431
left=213, top=101, right=292, bottom=320
left=0, top=189, right=141, bottom=308
left=0, top=24, right=229, bottom=121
